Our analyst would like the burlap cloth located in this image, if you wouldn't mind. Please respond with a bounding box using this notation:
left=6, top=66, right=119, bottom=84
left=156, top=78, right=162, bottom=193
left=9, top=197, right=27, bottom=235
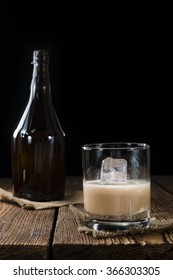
left=69, top=204, right=173, bottom=239
left=0, top=186, right=83, bottom=209
left=1, top=186, right=173, bottom=239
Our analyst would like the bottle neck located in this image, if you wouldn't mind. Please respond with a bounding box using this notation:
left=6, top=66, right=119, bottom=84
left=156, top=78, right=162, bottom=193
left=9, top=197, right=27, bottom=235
left=30, top=50, right=51, bottom=101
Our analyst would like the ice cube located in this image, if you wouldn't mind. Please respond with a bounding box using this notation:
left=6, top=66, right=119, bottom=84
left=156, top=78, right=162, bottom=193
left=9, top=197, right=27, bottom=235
left=101, top=157, right=127, bottom=181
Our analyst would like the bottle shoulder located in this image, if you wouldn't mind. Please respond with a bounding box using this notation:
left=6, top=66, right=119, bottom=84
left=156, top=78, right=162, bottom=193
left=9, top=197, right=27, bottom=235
left=12, top=128, right=65, bottom=141
left=13, top=99, right=65, bottom=136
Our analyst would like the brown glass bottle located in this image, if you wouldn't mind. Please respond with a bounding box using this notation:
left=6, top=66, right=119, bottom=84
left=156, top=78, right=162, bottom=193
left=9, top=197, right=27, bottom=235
left=11, top=50, right=66, bottom=201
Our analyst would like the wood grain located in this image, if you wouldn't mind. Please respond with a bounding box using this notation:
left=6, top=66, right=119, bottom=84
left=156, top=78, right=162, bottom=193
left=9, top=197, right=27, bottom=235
left=52, top=181, right=173, bottom=260
left=1, top=176, right=173, bottom=260
left=0, top=201, right=56, bottom=259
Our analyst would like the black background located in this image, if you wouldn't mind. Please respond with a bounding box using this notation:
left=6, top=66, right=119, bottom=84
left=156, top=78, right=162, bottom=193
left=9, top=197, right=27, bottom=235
left=0, top=1, right=172, bottom=177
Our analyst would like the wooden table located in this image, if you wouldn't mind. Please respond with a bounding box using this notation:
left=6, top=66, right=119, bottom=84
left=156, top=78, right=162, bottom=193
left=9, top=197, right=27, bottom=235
left=0, top=176, right=173, bottom=260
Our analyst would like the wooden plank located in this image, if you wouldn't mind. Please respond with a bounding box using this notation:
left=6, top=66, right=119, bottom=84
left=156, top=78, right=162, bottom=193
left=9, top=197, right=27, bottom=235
left=0, top=176, right=83, bottom=260
left=53, top=181, right=173, bottom=259
left=1, top=176, right=173, bottom=260
left=0, top=176, right=82, bottom=260
left=0, top=201, right=56, bottom=259
left=0, top=202, right=56, bottom=260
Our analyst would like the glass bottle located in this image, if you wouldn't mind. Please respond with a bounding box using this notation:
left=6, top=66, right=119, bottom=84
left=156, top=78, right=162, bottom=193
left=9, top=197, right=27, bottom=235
left=11, top=49, right=66, bottom=201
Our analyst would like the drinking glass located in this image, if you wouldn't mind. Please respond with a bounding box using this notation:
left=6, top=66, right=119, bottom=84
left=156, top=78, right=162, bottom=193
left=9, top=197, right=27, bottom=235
left=81, top=142, right=150, bottom=231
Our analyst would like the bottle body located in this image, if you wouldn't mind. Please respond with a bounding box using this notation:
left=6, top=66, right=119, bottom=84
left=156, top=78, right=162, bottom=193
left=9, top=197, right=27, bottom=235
left=12, top=129, right=65, bottom=201
left=11, top=50, right=66, bottom=201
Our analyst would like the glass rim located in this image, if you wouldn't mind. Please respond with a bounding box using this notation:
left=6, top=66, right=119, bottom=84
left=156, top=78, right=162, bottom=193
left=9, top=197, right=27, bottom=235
left=82, top=142, right=150, bottom=151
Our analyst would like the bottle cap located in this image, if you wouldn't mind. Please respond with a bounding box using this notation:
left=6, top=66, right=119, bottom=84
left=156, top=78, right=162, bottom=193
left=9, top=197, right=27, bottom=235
left=32, top=50, right=49, bottom=64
